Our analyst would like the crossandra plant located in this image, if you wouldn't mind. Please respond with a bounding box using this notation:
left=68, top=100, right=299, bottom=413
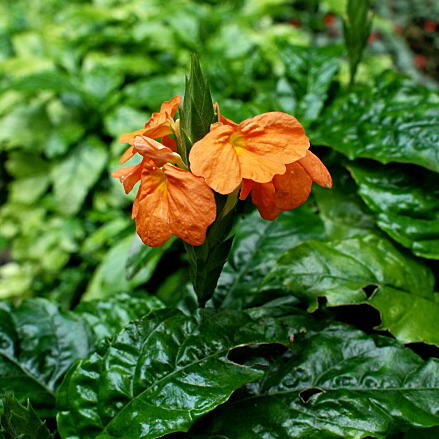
left=1, top=1, right=439, bottom=438
left=112, top=55, right=332, bottom=306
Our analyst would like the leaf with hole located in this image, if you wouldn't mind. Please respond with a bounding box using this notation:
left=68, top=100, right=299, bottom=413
left=195, top=322, right=439, bottom=439
left=57, top=307, right=314, bottom=439
left=263, top=234, right=439, bottom=346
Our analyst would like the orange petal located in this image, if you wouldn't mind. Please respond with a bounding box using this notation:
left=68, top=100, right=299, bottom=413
left=111, top=163, right=142, bottom=194
left=298, top=150, right=332, bottom=188
left=219, top=114, right=238, bottom=127
left=159, top=96, right=182, bottom=118
left=119, top=145, right=136, bottom=164
left=237, top=147, right=287, bottom=184
left=214, top=102, right=238, bottom=127
left=164, top=165, right=216, bottom=246
left=251, top=181, right=276, bottom=208
left=240, top=179, right=254, bottom=200
left=189, top=124, right=242, bottom=194
left=272, top=162, right=313, bottom=210
left=239, top=112, right=309, bottom=165
left=134, top=166, right=171, bottom=247
left=134, top=136, right=180, bottom=164
left=255, top=203, right=284, bottom=221
left=143, top=96, right=182, bottom=139
left=119, top=129, right=146, bottom=145
left=133, top=163, right=216, bottom=247
left=249, top=182, right=283, bottom=220
left=161, top=135, right=177, bottom=152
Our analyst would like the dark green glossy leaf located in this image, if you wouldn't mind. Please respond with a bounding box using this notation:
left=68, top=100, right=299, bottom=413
left=50, top=136, right=107, bottom=216
left=315, top=72, right=439, bottom=172
left=213, top=205, right=325, bottom=309
left=313, top=165, right=379, bottom=240
left=57, top=307, right=314, bottom=439
left=277, top=44, right=342, bottom=125
left=0, top=394, right=54, bottom=439
left=74, top=293, right=164, bottom=340
left=404, top=427, right=439, bottom=438
left=0, top=295, right=162, bottom=413
left=196, top=322, right=439, bottom=439
left=347, top=161, right=439, bottom=259
left=0, top=299, right=90, bottom=414
left=263, top=234, right=439, bottom=346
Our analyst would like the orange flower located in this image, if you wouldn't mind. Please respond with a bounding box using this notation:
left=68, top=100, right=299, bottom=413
left=189, top=112, right=310, bottom=194
left=118, top=96, right=182, bottom=164
left=113, top=158, right=216, bottom=247
left=113, top=95, right=216, bottom=247
left=240, top=151, right=332, bottom=220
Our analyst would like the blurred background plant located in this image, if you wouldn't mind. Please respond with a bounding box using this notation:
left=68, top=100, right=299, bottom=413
left=0, top=0, right=438, bottom=308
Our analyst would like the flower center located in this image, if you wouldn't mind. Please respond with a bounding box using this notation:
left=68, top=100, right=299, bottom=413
left=229, top=132, right=246, bottom=150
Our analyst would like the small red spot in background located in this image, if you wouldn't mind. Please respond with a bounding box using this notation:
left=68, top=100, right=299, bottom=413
left=414, top=54, right=427, bottom=69
left=394, top=24, right=404, bottom=34
left=424, top=20, right=437, bottom=33
left=368, top=33, right=376, bottom=44
left=324, top=14, right=335, bottom=27
left=289, top=18, right=301, bottom=28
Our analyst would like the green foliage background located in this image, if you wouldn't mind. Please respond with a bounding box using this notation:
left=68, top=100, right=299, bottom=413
left=0, top=0, right=439, bottom=438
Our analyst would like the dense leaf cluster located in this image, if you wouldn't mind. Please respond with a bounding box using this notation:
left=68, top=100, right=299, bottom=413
left=1, top=0, right=439, bottom=438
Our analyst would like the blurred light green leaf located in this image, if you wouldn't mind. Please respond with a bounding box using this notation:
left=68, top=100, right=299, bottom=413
left=5, top=152, right=50, bottom=204
left=51, top=136, right=107, bottom=216
left=82, top=234, right=165, bottom=301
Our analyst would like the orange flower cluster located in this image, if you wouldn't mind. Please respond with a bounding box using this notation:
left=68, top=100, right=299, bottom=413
left=112, top=97, right=216, bottom=247
left=113, top=97, right=331, bottom=247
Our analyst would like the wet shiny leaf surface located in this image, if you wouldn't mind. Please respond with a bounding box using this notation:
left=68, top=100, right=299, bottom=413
left=276, top=44, right=342, bottom=126
left=347, top=161, right=439, bottom=259
left=57, top=308, right=312, bottom=439
left=315, top=72, right=439, bottom=172
left=0, top=394, right=54, bottom=438
left=0, top=295, right=161, bottom=413
left=263, top=235, right=439, bottom=346
left=214, top=206, right=325, bottom=309
left=195, top=323, right=439, bottom=439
